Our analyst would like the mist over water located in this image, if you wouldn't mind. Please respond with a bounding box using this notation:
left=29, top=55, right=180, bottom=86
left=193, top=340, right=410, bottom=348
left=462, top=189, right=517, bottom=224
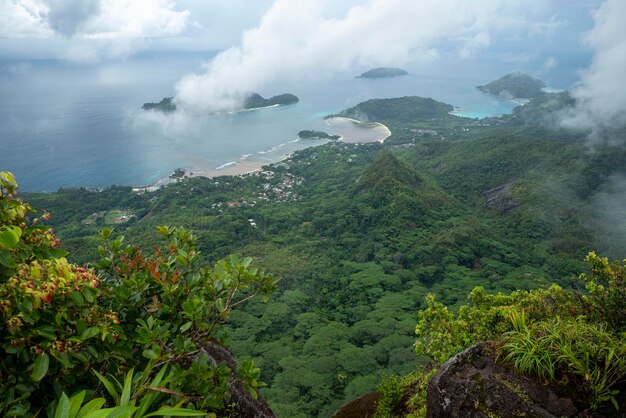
left=0, top=52, right=581, bottom=192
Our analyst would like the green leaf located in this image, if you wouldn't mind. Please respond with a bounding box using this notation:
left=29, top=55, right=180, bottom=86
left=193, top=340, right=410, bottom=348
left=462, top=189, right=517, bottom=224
left=32, top=352, right=50, bottom=382
left=93, top=370, right=120, bottom=404
left=80, top=327, right=100, bottom=341
left=143, top=408, right=208, bottom=417
left=120, top=368, right=134, bottom=406
left=69, top=391, right=86, bottom=417
left=77, top=398, right=106, bottom=418
left=180, top=321, right=192, bottom=332
left=70, top=291, right=85, bottom=307
left=215, top=298, right=224, bottom=313
left=36, top=325, right=57, bottom=340
left=142, top=349, right=158, bottom=360
left=83, top=409, right=115, bottom=418
left=55, top=393, right=71, bottom=418
left=104, top=405, right=137, bottom=418
left=0, top=250, right=15, bottom=268
left=82, top=286, right=97, bottom=303
left=0, top=226, right=22, bottom=249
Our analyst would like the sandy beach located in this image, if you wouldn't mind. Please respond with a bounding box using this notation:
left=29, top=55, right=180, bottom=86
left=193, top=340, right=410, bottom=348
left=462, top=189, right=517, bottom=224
left=190, top=159, right=263, bottom=178
left=325, top=116, right=391, bottom=143
left=133, top=117, right=392, bottom=192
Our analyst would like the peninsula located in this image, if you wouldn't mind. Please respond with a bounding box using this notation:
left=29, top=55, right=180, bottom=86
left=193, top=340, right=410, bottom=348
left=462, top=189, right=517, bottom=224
left=356, top=67, right=408, bottom=78
left=477, top=71, right=546, bottom=100
left=142, top=92, right=299, bottom=113
left=298, top=130, right=341, bottom=140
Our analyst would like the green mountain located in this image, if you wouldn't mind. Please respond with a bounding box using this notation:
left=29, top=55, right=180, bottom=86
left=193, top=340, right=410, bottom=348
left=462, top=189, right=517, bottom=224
left=356, top=67, right=408, bottom=78
left=477, top=71, right=546, bottom=100
left=329, top=96, right=455, bottom=123
left=20, top=94, right=626, bottom=417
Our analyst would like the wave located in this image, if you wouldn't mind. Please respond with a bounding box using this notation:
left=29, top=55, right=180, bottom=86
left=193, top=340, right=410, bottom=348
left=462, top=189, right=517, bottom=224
left=216, top=161, right=238, bottom=170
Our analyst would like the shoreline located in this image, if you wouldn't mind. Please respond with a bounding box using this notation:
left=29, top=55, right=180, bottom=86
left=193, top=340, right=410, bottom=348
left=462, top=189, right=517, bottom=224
left=133, top=116, right=392, bottom=192
left=325, top=116, right=391, bottom=143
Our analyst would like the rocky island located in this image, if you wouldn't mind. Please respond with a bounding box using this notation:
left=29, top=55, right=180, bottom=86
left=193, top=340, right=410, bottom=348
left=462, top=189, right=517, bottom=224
left=298, top=130, right=341, bottom=140
left=356, top=67, right=408, bottom=78
left=142, top=92, right=299, bottom=113
left=477, top=71, right=546, bottom=101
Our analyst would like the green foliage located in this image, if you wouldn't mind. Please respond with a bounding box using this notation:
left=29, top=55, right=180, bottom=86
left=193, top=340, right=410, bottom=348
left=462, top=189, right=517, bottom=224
left=0, top=172, right=277, bottom=416
left=414, top=253, right=626, bottom=413
left=330, top=96, right=457, bottom=124
left=373, top=375, right=407, bottom=418
left=18, top=107, right=622, bottom=416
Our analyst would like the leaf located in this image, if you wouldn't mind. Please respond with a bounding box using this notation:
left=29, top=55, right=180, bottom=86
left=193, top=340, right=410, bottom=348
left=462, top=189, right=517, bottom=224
left=54, top=393, right=70, bottom=418
left=82, top=286, right=97, bottom=303
left=80, top=327, right=100, bottom=341
left=0, top=226, right=22, bottom=249
left=142, top=349, right=159, bottom=360
left=70, top=291, right=85, bottom=307
left=83, top=409, right=115, bottom=418
left=103, top=405, right=137, bottom=418
left=120, top=368, right=134, bottom=406
left=143, top=408, right=209, bottom=417
left=36, top=325, right=57, bottom=340
left=93, top=370, right=120, bottom=404
left=180, top=321, right=192, bottom=333
left=77, top=398, right=107, bottom=418
left=32, top=352, right=50, bottom=382
left=215, top=298, right=224, bottom=313
left=0, top=251, right=15, bottom=268
left=69, top=391, right=86, bottom=417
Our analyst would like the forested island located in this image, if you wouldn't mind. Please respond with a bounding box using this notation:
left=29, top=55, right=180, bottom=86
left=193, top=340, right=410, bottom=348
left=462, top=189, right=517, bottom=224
left=356, top=67, right=408, bottom=78
left=298, top=130, right=341, bottom=140
left=5, top=91, right=626, bottom=417
left=477, top=71, right=546, bottom=100
left=142, top=92, right=299, bottom=112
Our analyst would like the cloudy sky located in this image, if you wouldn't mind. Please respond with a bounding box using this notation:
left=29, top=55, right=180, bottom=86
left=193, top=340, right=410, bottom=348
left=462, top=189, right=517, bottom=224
left=1, top=0, right=624, bottom=126
left=0, top=0, right=603, bottom=62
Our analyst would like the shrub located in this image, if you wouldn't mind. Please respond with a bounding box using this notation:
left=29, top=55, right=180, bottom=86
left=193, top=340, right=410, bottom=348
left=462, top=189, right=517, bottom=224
left=0, top=171, right=277, bottom=416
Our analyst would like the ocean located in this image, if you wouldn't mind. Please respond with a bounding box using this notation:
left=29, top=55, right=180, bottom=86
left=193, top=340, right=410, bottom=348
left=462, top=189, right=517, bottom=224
left=0, top=52, right=580, bottom=192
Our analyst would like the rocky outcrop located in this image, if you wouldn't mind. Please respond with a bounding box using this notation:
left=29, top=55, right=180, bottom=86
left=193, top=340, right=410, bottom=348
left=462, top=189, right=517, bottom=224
left=426, top=343, right=579, bottom=418
left=331, top=392, right=380, bottom=418
left=483, top=183, right=518, bottom=212
left=201, top=339, right=275, bottom=418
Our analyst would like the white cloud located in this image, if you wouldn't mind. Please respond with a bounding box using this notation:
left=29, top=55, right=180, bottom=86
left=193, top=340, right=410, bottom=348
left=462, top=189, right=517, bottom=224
left=175, top=0, right=551, bottom=112
left=0, top=0, right=190, bottom=60
left=561, top=0, right=626, bottom=134
left=0, top=0, right=52, bottom=38
left=543, top=56, right=557, bottom=69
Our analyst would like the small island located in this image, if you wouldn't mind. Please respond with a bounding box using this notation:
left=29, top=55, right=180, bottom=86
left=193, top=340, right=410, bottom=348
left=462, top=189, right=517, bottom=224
left=327, top=96, right=455, bottom=123
left=298, top=130, right=341, bottom=140
left=243, top=93, right=299, bottom=109
left=356, top=67, right=408, bottom=78
left=477, top=71, right=546, bottom=100
left=142, top=97, right=176, bottom=112
left=142, top=93, right=299, bottom=113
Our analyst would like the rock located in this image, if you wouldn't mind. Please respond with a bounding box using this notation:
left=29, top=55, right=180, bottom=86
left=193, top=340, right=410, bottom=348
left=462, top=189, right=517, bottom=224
left=483, top=183, right=518, bottom=212
left=201, top=339, right=275, bottom=418
left=331, top=392, right=380, bottom=418
left=426, top=343, right=579, bottom=418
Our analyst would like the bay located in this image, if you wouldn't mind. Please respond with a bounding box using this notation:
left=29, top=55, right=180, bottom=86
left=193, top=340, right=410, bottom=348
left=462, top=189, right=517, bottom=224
left=0, top=53, right=534, bottom=192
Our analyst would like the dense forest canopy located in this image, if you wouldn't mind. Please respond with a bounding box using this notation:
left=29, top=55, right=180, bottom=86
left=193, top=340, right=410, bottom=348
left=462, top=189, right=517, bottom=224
left=16, top=94, right=626, bottom=416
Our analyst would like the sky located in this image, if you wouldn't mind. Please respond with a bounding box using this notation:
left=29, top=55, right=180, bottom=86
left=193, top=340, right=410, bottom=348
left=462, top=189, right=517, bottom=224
left=1, top=0, right=624, bottom=127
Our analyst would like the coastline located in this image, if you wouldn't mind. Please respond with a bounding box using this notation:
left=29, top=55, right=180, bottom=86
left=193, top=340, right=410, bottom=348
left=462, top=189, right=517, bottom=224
left=133, top=115, right=392, bottom=193
left=325, top=116, right=391, bottom=143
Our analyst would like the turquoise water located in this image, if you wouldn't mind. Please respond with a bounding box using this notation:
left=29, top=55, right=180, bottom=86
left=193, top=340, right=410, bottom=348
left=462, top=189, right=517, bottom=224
left=1, top=55, right=522, bottom=191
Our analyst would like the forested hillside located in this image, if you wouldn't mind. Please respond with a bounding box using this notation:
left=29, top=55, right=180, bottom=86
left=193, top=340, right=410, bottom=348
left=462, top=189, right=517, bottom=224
left=22, top=97, right=626, bottom=417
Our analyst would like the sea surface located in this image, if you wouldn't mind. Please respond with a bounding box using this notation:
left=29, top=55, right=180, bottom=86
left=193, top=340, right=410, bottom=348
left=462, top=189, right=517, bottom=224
left=0, top=52, right=581, bottom=192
